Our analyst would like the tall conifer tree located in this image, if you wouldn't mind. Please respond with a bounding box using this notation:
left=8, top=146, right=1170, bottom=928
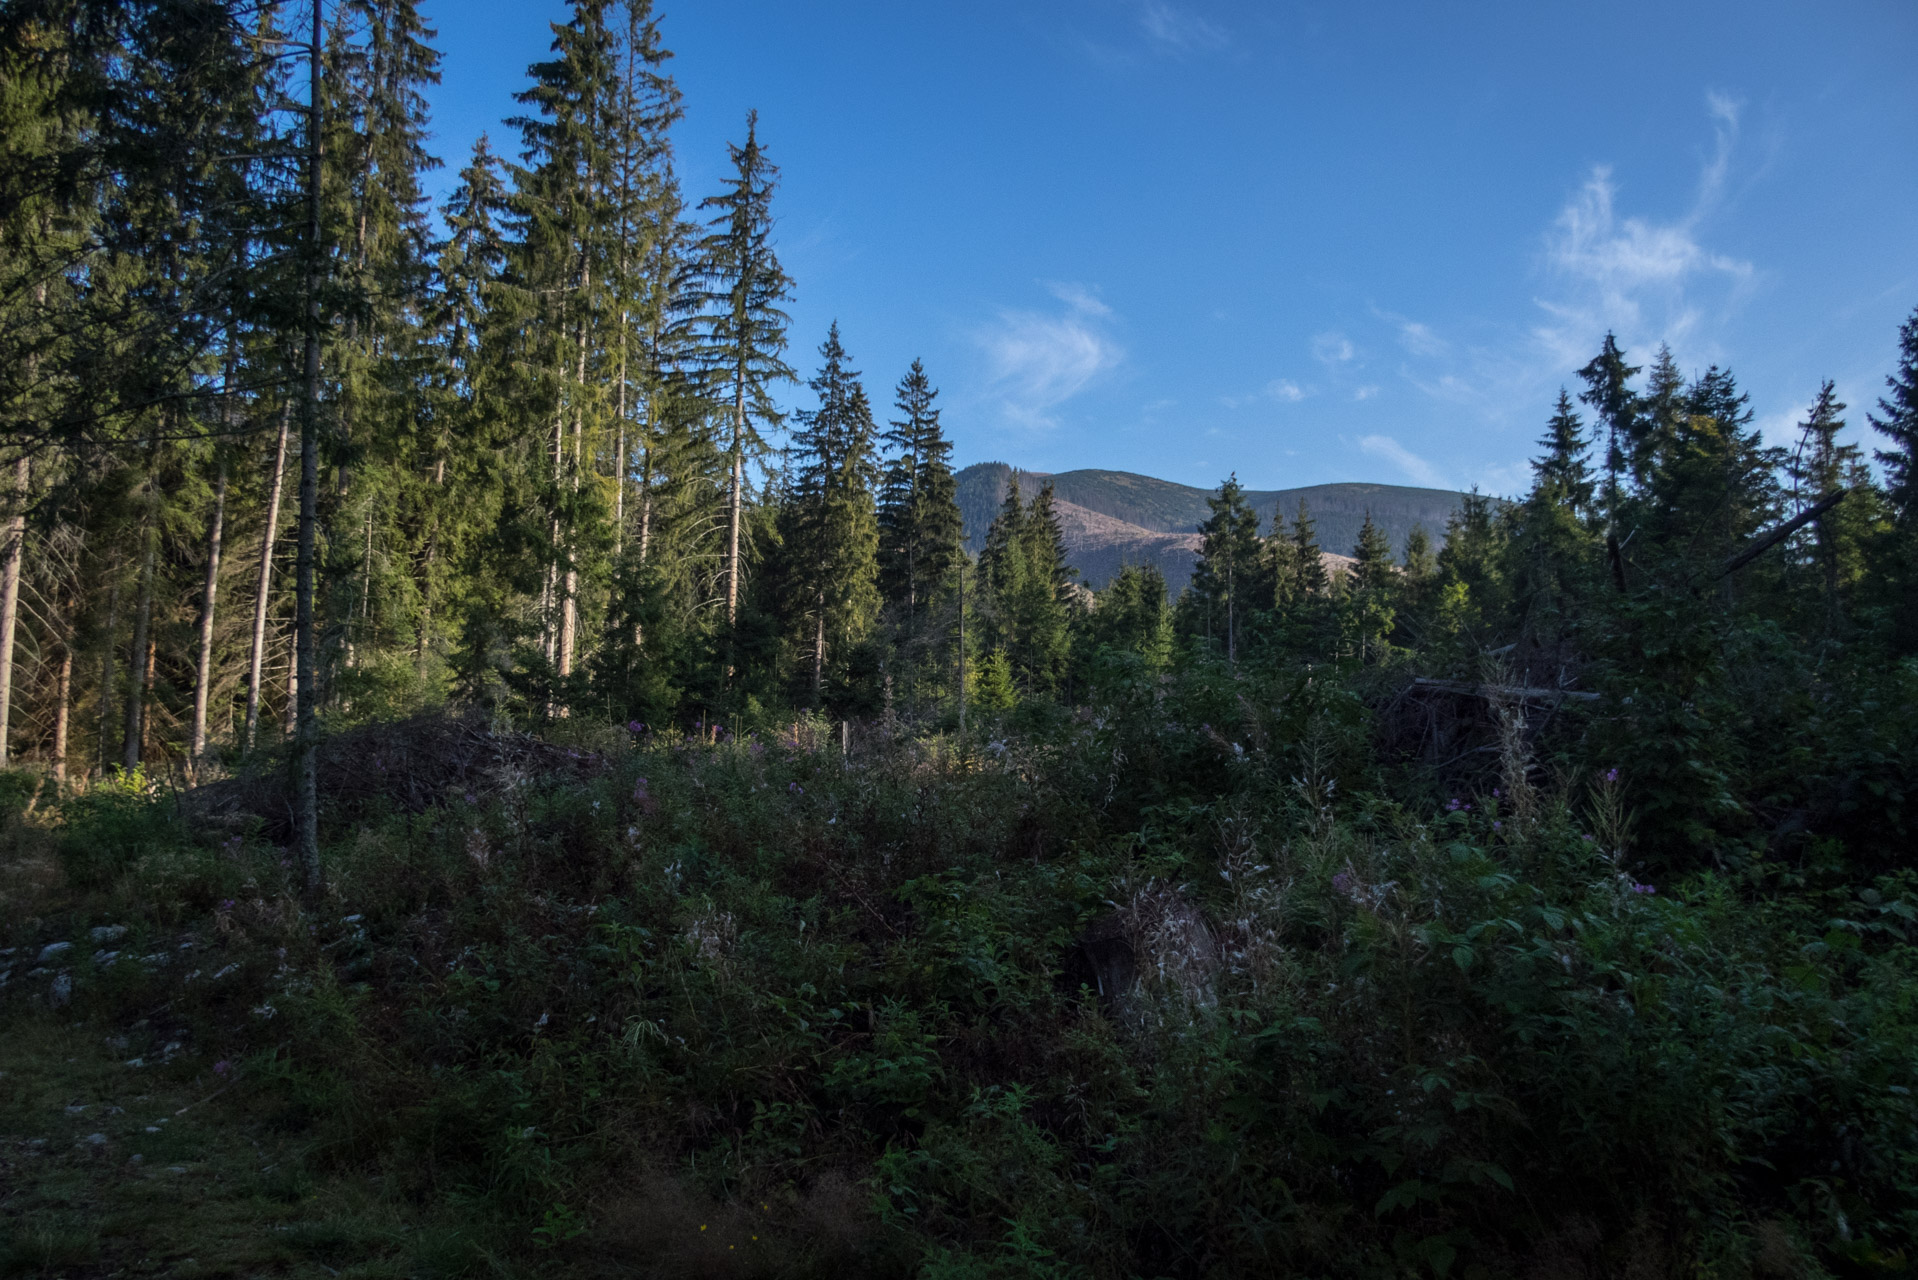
left=691, top=111, right=794, bottom=641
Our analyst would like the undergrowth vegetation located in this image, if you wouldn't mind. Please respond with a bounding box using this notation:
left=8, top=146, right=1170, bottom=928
left=5, top=664, right=1916, bottom=1279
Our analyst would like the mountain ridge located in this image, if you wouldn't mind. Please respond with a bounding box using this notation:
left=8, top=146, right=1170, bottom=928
left=955, top=463, right=1465, bottom=593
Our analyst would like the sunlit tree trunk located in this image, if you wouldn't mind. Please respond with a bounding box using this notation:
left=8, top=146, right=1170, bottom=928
left=245, top=403, right=291, bottom=755
left=191, top=457, right=229, bottom=762
left=0, top=455, right=28, bottom=767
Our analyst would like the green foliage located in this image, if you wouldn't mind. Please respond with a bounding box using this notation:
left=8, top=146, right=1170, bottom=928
left=54, top=768, right=181, bottom=888
left=18, top=676, right=1917, bottom=1277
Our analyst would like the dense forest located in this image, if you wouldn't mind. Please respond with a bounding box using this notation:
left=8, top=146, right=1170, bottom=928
left=3, top=2, right=1917, bottom=1277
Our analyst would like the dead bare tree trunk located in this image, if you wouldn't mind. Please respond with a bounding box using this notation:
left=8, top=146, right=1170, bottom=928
left=123, top=523, right=157, bottom=772
left=191, top=457, right=228, bottom=761
left=0, top=455, right=28, bottom=767
left=245, top=402, right=290, bottom=755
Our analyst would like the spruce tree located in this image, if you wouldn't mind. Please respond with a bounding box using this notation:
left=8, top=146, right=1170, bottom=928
left=1867, top=306, right=1918, bottom=648
left=878, top=360, right=964, bottom=638
left=1186, top=474, right=1262, bottom=661
left=1434, top=491, right=1508, bottom=642
left=1273, top=500, right=1328, bottom=606
left=1577, top=333, right=1640, bottom=527
left=1783, top=381, right=1882, bottom=630
left=1082, top=563, right=1172, bottom=675
left=691, top=110, right=795, bottom=639
left=1870, top=305, right=1918, bottom=524
left=1534, top=389, right=1595, bottom=518
left=782, top=324, right=879, bottom=705
left=1344, top=511, right=1396, bottom=660
left=977, top=475, right=1073, bottom=696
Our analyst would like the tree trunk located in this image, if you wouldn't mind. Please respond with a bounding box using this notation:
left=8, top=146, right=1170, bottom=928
left=957, top=564, right=967, bottom=733
left=727, top=381, right=745, bottom=629
left=295, top=0, right=323, bottom=898
left=812, top=592, right=826, bottom=706
left=559, top=303, right=587, bottom=681
left=96, top=581, right=118, bottom=773
left=0, top=455, right=28, bottom=767
left=51, top=638, right=71, bottom=784
left=191, top=457, right=228, bottom=761
left=245, top=402, right=291, bottom=755
left=123, top=527, right=157, bottom=772
left=284, top=632, right=297, bottom=736
left=140, top=638, right=156, bottom=764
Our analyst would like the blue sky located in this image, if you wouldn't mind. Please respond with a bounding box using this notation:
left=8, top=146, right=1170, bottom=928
left=419, top=0, right=1918, bottom=496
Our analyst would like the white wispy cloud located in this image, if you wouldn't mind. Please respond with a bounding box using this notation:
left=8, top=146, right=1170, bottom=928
left=1372, top=95, right=1758, bottom=453
left=1219, top=377, right=1308, bottom=409
left=1313, top=332, right=1356, bottom=365
left=1045, top=280, right=1112, bottom=316
left=1397, top=320, right=1447, bottom=358
left=1353, top=385, right=1380, bottom=401
left=1533, top=94, right=1753, bottom=366
left=976, top=285, right=1123, bottom=428
left=1137, top=1, right=1227, bottom=53
left=1359, top=434, right=1445, bottom=487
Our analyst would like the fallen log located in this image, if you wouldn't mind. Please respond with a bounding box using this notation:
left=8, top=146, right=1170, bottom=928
left=1715, top=489, right=1848, bottom=581
left=1413, top=678, right=1599, bottom=703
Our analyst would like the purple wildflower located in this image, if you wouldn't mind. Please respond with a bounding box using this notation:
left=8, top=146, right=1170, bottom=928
left=212, top=1059, right=233, bottom=1078
left=1331, top=870, right=1354, bottom=894
left=220, top=899, right=235, bottom=911
left=1631, top=882, right=1656, bottom=895
left=1605, top=768, right=1620, bottom=783
left=1492, top=821, right=1502, bottom=831
left=788, top=782, right=803, bottom=795
left=1446, top=798, right=1461, bottom=811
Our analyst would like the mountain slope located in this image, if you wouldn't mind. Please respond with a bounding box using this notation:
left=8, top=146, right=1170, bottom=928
left=957, top=463, right=1464, bottom=593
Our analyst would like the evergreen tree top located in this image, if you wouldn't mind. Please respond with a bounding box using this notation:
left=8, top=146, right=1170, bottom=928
left=1869, top=305, right=1918, bottom=512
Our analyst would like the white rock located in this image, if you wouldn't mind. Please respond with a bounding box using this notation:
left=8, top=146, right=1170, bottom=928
left=48, top=973, right=72, bottom=1008
left=89, top=925, right=128, bottom=944
left=37, top=941, right=72, bottom=963
left=93, top=950, right=120, bottom=967
left=84, top=1132, right=107, bottom=1145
